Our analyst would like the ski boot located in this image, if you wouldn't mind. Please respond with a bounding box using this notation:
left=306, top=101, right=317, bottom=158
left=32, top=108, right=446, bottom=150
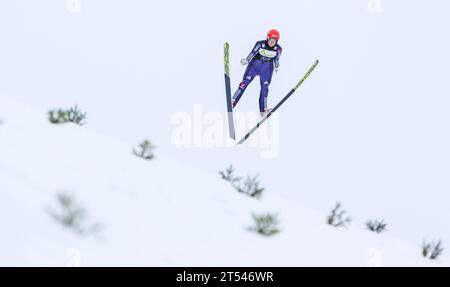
left=260, top=107, right=272, bottom=118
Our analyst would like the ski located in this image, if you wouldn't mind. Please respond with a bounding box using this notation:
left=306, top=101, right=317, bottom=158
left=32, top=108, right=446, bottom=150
left=224, top=42, right=236, bottom=140
left=237, top=59, right=319, bottom=145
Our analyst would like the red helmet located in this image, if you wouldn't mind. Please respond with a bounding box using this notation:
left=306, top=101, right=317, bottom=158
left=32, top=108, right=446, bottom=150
left=267, top=29, right=280, bottom=41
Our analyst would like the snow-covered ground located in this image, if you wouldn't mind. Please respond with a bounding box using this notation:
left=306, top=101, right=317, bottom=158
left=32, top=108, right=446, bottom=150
left=0, top=94, right=446, bottom=266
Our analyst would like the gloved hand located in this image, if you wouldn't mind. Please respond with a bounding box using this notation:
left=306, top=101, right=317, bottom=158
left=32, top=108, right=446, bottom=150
left=274, top=66, right=279, bottom=73
left=240, top=58, right=248, bottom=66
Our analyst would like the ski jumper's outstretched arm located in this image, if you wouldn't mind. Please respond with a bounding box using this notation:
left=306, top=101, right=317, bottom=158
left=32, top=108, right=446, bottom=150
left=246, top=41, right=262, bottom=62
left=274, top=46, right=282, bottom=68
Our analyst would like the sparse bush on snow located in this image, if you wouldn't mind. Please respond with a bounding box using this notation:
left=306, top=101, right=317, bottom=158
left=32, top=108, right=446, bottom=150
left=248, top=212, right=281, bottom=236
left=133, top=140, right=156, bottom=160
left=48, top=109, right=67, bottom=124
left=422, top=240, right=444, bottom=260
left=366, top=219, right=387, bottom=234
left=47, top=192, right=104, bottom=236
left=234, top=175, right=264, bottom=198
left=327, top=202, right=351, bottom=228
left=48, top=105, right=87, bottom=125
left=219, top=165, right=265, bottom=199
left=219, top=165, right=241, bottom=184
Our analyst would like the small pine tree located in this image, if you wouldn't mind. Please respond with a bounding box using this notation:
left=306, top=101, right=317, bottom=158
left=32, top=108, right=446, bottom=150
left=327, top=202, right=351, bottom=228
left=48, top=109, right=67, bottom=124
left=422, top=240, right=444, bottom=260
left=219, top=165, right=264, bottom=199
left=48, top=105, right=87, bottom=125
left=219, top=165, right=241, bottom=184
left=366, top=219, right=387, bottom=234
left=47, top=192, right=103, bottom=236
left=234, top=175, right=265, bottom=199
left=66, top=105, right=87, bottom=125
left=133, top=140, right=156, bottom=160
left=248, top=212, right=281, bottom=236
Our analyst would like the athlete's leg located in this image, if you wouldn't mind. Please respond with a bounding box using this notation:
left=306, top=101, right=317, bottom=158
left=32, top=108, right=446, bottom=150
left=258, top=63, right=274, bottom=112
left=232, top=61, right=257, bottom=106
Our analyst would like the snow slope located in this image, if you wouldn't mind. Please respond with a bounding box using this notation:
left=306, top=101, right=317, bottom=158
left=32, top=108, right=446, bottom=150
left=0, top=94, right=446, bottom=266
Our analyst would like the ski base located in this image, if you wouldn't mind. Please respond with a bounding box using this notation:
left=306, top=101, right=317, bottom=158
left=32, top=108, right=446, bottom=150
left=224, top=42, right=236, bottom=140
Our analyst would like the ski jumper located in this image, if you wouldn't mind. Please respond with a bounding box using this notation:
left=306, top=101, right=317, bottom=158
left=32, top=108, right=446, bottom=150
left=232, top=40, right=282, bottom=112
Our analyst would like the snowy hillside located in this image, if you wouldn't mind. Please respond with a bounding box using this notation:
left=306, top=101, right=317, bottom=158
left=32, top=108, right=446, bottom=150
left=0, top=94, right=446, bottom=267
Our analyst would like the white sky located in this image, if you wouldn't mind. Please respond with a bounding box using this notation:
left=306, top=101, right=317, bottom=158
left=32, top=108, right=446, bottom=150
left=1, top=0, right=449, bottom=249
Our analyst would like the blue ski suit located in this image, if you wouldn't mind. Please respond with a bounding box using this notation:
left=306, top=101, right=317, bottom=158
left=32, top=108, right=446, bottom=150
left=232, top=40, right=282, bottom=112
